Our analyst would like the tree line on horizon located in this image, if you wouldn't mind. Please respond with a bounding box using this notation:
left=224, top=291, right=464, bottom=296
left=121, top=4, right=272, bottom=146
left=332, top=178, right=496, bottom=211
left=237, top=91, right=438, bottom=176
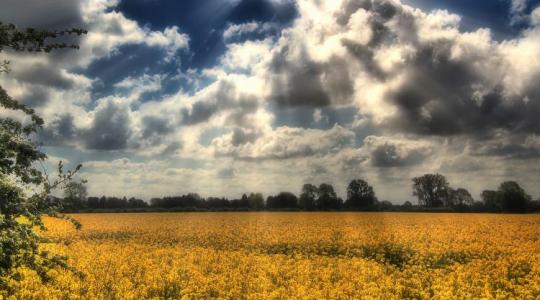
left=57, top=173, right=540, bottom=213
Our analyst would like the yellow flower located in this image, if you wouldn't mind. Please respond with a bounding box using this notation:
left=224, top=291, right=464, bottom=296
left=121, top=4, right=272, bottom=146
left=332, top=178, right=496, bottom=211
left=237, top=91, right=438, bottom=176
left=5, top=213, right=540, bottom=299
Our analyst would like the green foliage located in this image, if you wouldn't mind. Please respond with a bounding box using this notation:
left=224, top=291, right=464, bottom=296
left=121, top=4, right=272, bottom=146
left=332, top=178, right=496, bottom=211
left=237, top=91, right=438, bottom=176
left=63, top=181, right=88, bottom=210
left=247, top=193, right=264, bottom=210
left=299, top=183, right=318, bottom=210
left=412, top=174, right=450, bottom=207
left=449, top=187, right=474, bottom=208
left=498, top=181, right=531, bottom=212
left=0, top=22, right=86, bottom=291
left=317, top=183, right=341, bottom=210
left=346, top=179, right=377, bottom=209
left=0, top=22, right=86, bottom=53
left=266, top=192, right=298, bottom=209
left=481, top=181, right=531, bottom=212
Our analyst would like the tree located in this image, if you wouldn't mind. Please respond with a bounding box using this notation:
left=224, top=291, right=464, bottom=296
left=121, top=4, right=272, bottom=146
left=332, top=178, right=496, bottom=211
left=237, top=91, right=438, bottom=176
left=378, top=200, right=394, bottom=211
left=317, top=183, right=342, bottom=210
left=0, top=22, right=86, bottom=290
left=266, top=192, right=298, bottom=209
left=529, top=199, right=540, bottom=212
left=412, top=174, right=450, bottom=207
left=498, top=181, right=531, bottom=212
left=205, top=197, right=230, bottom=210
left=128, top=197, right=148, bottom=208
left=481, top=182, right=531, bottom=212
left=87, top=196, right=100, bottom=209
left=450, top=188, right=474, bottom=208
left=346, top=179, right=377, bottom=209
left=63, top=181, right=88, bottom=210
left=248, top=193, right=264, bottom=210
left=481, top=190, right=500, bottom=212
left=299, top=184, right=318, bottom=210
left=231, top=194, right=250, bottom=209
left=402, top=201, right=413, bottom=210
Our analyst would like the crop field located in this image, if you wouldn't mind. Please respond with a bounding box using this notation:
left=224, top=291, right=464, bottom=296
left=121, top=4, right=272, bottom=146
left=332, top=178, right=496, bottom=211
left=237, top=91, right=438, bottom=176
left=4, top=213, right=540, bottom=299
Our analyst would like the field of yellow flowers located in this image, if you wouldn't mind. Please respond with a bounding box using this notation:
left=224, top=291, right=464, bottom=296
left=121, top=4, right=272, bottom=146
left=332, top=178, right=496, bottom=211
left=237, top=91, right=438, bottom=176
left=3, top=212, right=540, bottom=299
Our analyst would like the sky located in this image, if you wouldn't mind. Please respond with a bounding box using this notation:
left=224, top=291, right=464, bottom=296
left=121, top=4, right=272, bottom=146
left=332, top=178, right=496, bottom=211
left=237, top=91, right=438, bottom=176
left=1, top=0, right=540, bottom=202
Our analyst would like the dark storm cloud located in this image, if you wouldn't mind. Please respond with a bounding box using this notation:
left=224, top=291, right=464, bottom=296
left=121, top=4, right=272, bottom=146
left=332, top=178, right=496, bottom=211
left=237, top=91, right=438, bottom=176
left=471, top=133, right=540, bottom=160
left=180, top=81, right=236, bottom=125
left=386, top=43, right=537, bottom=136
left=518, top=74, right=540, bottom=133
left=231, top=128, right=260, bottom=146
left=269, top=50, right=330, bottom=107
left=161, top=141, right=183, bottom=156
left=84, top=102, right=132, bottom=150
left=141, top=116, right=173, bottom=139
left=181, top=81, right=259, bottom=126
left=336, top=0, right=397, bottom=30
left=266, top=1, right=411, bottom=109
left=336, top=0, right=372, bottom=26
left=268, top=49, right=354, bottom=107
left=339, top=0, right=421, bottom=79
left=20, top=86, right=50, bottom=108
left=181, top=101, right=221, bottom=125
left=0, top=0, right=82, bottom=29
left=322, top=56, right=356, bottom=105
left=477, top=143, right=540, bottom=159
left=362, top=0, right=398, bottom=47
left=39, top=114, right=76, bottom=146
left=224, top=97, right=258, bottom=127
left=13, top=63, right=74, bottom=90
left=340, top=1, right=401, bottom=80
left=342, top=39, right=387, bottom=80
left=334, top=1, right=540, bottom=138
left=370, top=142, right=430, bottom=167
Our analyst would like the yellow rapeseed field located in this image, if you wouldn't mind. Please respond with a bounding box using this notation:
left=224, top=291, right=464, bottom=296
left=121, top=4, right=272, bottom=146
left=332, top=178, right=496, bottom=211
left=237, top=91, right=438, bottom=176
left=2, top=212, right=540, bottom=299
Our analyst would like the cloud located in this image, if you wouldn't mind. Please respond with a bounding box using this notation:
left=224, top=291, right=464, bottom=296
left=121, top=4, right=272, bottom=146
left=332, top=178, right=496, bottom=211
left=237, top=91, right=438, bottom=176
left=3, top=0, right=540, bottom=201
left=81, top=3, right=189, bottom=65
left=0, top=0, right=191, bottom=153
left=12, top=64, right=77, bottom=90
left=259, top=0, right=540, bottom=140
left=146, top=26, right=190, bottom=61
left=141, top=116, right=173, bottom=140
left=223, top=22, right=263, bottom=40
left=269, top=58, right=326, bottom=107
left=472, top=132, right=540, bottom=159
left=180, top=81, right=237, bottom=125
left=39, top=113, right=77, bottom=146
left=363, top=135, right=434, bottom=167
left=83, top=99, right=132, bottom=150
left=180, top=79, right=259, bottom=127
left=532, top=6, right=540, bottom=26
left=266, top=45, right=354, bottom=107
left=220, top=38, right=274, bottom=72
left=216, top=167, right=235, bottom=179
left=231, top=127, right=261, bottom=146
left=211, top=124, right=355, bottom=160
left=19, top=86, right=50, bottom=108
left=0, top=0, right=83, bottom=29
left=509, top=0, right=530, bottom=25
